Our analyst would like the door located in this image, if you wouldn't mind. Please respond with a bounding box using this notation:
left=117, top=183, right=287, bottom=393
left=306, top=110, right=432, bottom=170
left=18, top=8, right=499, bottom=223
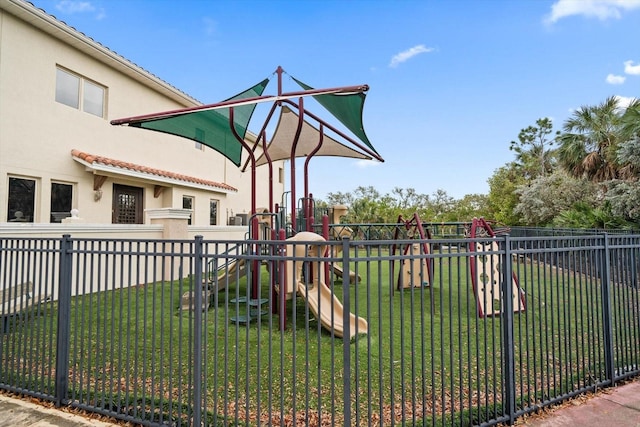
left=112, top=184, right=143, bottom=224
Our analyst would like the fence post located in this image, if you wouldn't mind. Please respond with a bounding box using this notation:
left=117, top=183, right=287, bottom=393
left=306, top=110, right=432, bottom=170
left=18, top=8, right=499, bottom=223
left=193, top=235, right=204, bottom=426
left=342, top=236, right=352, bottom=426
left=600, top=233, right=616, bottom=385
left=501, top=234, right=516, bottom=425
left=55, top=234, right=72, bottom=407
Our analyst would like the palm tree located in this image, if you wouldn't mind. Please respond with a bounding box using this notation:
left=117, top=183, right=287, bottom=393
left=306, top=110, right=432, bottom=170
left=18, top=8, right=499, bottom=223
left=557, top=96, right=626, bottom=182
left=620, top=98, right=640, bottom=141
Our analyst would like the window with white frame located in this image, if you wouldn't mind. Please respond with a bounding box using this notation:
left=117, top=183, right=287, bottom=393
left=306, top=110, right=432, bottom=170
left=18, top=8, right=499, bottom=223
left=183, top=196, right=194, bottom=225
left=55, top=67, right=106, bottom=118
left=7, top=177, right=36, bottom=222
left=209, top=199, right=219, bottom=225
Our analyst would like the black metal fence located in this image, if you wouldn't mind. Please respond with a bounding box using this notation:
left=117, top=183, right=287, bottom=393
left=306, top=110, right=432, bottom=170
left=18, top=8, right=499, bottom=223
left=1, top=232, right=639, bottom=426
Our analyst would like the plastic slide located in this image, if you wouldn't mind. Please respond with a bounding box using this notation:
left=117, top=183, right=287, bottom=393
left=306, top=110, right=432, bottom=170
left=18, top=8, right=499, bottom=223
left=215, top=258, right=246, bottom=291
left=330, top=263, right=361, bottom=284
left=285, top=231, right=367, bottom=339
left=296, top=279, right=367, bottom=340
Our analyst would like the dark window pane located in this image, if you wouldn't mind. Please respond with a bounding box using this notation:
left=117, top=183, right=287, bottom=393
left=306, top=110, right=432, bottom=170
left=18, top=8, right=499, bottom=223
left=8, top=177, right=35, bottom=222
left=210, top=200, right=218, bottom=225
left=183, top=196, right=193, bottom=225
left=51, top=183, right=73, bottom=223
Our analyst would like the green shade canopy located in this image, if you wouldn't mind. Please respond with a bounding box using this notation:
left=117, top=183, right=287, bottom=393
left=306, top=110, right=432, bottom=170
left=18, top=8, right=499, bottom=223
left=126, top=79, right=269, bottom=166
left=112, top=68, right=384, bottom=169
left=291, top=76, right=380, bottom=157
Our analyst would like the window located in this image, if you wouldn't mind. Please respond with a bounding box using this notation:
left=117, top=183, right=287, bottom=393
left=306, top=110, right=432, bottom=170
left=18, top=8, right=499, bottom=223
left=113, top=184, right=143, bottom=224
left=183, top=196, right=194, bottom=225
left=279, top=167, right=284, bottom=184
left=50, top=182, right=73, bottom=223
left=209, top=199, right=219, bottom=225
left=7, top=177, right=36, bottom=222
left=55, top=68, right=79, bottom=108
left=83, top=80, right=105, bottom=117
left=195, top=128, right=205, bottom=150
left=55, top=67, right=106, bottom=118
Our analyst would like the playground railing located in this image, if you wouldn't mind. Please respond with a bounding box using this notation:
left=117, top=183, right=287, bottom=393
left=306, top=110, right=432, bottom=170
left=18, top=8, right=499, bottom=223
left=1, top=232, right=639, bottom=426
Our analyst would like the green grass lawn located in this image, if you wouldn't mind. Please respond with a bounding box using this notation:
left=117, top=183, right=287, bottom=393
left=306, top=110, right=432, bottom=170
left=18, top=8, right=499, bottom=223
left=2, top=244, right=638, bottom=426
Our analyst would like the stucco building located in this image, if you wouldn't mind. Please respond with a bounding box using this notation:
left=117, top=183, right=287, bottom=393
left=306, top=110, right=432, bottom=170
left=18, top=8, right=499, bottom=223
left=0, top=0, right=284, bottom=226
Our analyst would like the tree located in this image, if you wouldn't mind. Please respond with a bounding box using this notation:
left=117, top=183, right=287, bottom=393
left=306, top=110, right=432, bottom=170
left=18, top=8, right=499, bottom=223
left=620, top=98, right=640, bottom=142
left=556, top=96, right=627, bottom=182
left=445, top=193, right=490, bottom=222
left=486, top=164, right=526, bottom=225
left=325, top=191, right=354, bottom=207
left=552, top=202, right=626, bottom=229
left=514, top=170, right=597, bottom=226
left=603, top=180, right=640, bottom=225
left=509, top=118, right=558, bottom=179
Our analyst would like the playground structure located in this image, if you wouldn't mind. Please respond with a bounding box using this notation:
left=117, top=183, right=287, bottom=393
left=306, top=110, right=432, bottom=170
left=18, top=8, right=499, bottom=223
left=468, top=217, right=526, bottom=318
left=113, top=66, right=381, bottom=338
left=113, top=65, right=526, bottom=334
left=281, top=231, right=367, bottom=339
left=326, top=205, right=361, bottom=284
left=392, top=213, right=433, bottom=291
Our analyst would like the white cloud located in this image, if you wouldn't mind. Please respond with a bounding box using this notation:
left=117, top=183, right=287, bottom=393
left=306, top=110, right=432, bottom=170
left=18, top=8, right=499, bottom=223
left=606, top=73, right=626, bottom=84
left=389, top=45, right=434, bottom=68
left=56, top=0, right=95, bottom=13
left=615, top=95, right=637, bottom=109
left=55, top=1, right=105, bottom=19
left=355, top=159, right=381, bottom=169
left=544, top=0, right=640, bottom=25
left=624, top=60, right=640, bottom=75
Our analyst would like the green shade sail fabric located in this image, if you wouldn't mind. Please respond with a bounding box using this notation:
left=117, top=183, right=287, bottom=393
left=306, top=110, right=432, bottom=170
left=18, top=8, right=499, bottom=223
left=128, top=79, right=269, bottom=166
left=291, top=76, right=380, bottom=157
left=112, top=69, right=383, bottom=169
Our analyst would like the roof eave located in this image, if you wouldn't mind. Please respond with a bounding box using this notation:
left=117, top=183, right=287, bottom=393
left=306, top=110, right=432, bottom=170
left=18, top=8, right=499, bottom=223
left=2, top=0, right=201, bottom=107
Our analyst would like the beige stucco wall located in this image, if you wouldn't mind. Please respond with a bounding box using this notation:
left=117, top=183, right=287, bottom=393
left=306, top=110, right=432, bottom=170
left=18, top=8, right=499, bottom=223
left=0, top=223, right=249, bottom=241
left=0, top=1, right=284, bottom=225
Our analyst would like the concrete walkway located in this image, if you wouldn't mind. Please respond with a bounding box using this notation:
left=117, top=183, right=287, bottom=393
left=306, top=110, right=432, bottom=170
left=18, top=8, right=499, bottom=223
left=518, top=379, right=640, bottom=427
left=0, top=394, right=119, bottom=427
left=2, top=379, right=640, bottom=426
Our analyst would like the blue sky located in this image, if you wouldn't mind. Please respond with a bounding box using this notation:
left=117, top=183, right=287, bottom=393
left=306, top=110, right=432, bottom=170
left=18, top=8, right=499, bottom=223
left=31, top=0, right=640, bottom=201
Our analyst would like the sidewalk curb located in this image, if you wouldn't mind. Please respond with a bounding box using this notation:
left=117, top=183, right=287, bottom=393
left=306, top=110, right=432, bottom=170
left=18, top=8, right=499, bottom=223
left=0, top=394, right=120, bottom=427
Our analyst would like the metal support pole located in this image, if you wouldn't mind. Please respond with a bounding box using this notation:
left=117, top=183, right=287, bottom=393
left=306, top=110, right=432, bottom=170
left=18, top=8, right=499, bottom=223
left=193, top=236, right=204, bottom=426
left=501, top=234, right=516, bottom=425
left=55, top=235, right=73, bottom=407
left=342, top=236, right=352, bottom=425
left=601, top=233, right=616, bottom=385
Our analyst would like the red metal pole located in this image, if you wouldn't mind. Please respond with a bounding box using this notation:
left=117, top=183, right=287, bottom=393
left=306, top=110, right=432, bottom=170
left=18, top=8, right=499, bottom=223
left=289, top=97, right=305, bottom=235
left=229, top=108, right=260, bottom=299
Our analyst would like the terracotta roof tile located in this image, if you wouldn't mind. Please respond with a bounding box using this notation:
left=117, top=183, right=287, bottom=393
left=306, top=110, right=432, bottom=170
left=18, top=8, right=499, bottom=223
left=71, top=149, right=237, bottom=192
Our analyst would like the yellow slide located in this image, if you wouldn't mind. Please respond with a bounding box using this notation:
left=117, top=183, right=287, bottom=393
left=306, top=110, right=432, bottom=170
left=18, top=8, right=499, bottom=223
left=296, top=279, right=367, bottom=340
left=330, top=263, right=361, bottom=284
left=286, top=232, right=367, bottom=339
left=215, top=258, right=246, bottom=291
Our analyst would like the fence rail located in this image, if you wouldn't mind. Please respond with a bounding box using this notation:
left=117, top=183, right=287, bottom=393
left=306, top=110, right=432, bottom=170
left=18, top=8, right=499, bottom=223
left=1, top=232, right=639, bottom=426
